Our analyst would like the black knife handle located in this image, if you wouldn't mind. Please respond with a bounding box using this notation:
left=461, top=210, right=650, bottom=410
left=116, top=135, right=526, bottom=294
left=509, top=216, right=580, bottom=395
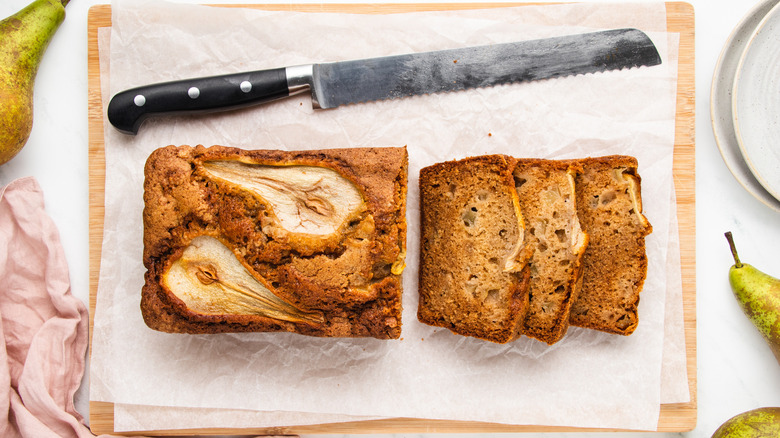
left=107, top=68, right=290, bottom=135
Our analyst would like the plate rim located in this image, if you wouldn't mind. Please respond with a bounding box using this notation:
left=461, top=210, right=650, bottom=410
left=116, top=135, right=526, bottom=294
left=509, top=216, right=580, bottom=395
left=709, top=0, right=780, bottom=212
left=732, top=1, right=780, bottom=201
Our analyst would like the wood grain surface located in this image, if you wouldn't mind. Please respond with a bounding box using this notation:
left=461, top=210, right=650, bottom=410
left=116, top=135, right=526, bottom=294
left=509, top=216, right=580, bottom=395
left=87, top=2, right=696, bottom=435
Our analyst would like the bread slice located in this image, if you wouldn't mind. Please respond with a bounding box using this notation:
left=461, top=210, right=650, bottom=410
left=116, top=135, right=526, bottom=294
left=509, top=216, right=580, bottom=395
left=141, top=145, right=408, bottom=339
left=568, top=156, right=652, bottom=335
left=418, top=155, right=534, bottom=343
left=512, top=159, right=589, bottom=345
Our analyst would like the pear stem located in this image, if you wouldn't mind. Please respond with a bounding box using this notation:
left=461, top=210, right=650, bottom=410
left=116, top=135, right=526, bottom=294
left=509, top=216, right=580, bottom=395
left=60, top=0, right=70, bottom=7
left=725, top=231, right=743, bottom=268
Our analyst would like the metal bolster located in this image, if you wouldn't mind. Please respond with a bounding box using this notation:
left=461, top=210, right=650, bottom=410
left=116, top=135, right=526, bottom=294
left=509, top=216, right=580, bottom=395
left=285, top=64, right=320, bottom=108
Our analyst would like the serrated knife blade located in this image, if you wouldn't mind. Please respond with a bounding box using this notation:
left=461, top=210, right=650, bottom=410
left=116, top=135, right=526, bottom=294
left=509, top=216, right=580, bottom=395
left=107, top=28, right=661, bottom=135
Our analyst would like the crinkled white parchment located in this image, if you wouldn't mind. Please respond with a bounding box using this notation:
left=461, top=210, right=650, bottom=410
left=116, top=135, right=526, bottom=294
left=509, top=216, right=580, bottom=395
left=90, top=0, right=687, bottom=431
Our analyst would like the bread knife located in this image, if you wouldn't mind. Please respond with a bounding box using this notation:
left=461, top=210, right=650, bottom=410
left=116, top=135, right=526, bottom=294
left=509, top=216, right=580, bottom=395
left=107, top=28, right=661, bottom=135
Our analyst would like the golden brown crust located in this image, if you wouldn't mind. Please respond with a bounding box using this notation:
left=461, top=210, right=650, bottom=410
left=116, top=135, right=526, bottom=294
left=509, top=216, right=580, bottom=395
left=142, top=145, right=408, bottom=339
left=568, top=155, right=652, bottom=335
left=417, top=155, right=532, bottom=344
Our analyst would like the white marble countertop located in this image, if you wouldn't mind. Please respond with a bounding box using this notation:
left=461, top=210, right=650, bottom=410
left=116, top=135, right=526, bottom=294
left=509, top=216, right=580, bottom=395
left=1, top=0, right=779, bottom=436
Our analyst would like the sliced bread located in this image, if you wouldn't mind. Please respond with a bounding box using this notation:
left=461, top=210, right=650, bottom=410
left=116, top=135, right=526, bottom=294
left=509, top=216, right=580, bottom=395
left=418, top=155, right=534, bottom=343
left=512, top=159, right=589, bottom=345
left=568, top=156, right=653, bottom=335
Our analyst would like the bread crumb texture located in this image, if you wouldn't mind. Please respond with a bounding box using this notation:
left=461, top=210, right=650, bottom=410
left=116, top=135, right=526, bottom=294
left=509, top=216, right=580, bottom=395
left=418, top=155, right=532, bottom=344
left=417, top=155, right=651, bottom=344
left=142, top=145, right=408, bottom=340
left=568, top=156, right=652, bottom=335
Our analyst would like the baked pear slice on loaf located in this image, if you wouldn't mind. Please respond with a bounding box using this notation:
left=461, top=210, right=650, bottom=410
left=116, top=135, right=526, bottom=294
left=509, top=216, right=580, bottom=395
left=418, top=155, right=534, bottom=343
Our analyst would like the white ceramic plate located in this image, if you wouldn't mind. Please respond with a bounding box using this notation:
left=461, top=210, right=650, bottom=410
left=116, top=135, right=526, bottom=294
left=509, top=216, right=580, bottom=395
left=710, top=0, right=780, bottom=211
left=733, top=2, right=780, bottom=203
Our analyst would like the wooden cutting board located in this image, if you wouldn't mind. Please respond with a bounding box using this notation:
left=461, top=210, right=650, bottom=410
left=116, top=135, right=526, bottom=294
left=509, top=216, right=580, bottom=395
left=87, top=2, right=696, bottom=435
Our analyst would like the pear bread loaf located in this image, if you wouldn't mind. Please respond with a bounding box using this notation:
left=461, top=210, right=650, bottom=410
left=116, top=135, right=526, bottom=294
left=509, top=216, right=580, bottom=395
left=418, top=155, right=534, bottom=344
left=512, top=159, right=589, bottom=345
left=141, top=145, right=408, bottom=339
left=568, top=155, right=652, bottom=335
left=417, top=154, right=651, bottom=344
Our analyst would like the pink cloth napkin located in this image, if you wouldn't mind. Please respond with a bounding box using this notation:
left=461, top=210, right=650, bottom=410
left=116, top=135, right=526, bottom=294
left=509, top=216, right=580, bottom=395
left=0, top=177, right=289, bottom=437
left=0, top=177, right=99, bottom=438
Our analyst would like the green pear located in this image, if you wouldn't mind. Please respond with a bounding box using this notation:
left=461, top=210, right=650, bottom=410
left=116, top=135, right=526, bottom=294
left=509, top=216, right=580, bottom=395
left=0, top=0, right=68, bottom=165
left=725, top=232, right=780, bottom=365
left=712, top=407, right=780, bottom=437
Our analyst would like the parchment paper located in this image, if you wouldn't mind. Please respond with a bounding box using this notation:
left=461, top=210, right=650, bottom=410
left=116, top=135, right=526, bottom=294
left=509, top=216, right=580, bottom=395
left=90, top=0, right=686, bottom=431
